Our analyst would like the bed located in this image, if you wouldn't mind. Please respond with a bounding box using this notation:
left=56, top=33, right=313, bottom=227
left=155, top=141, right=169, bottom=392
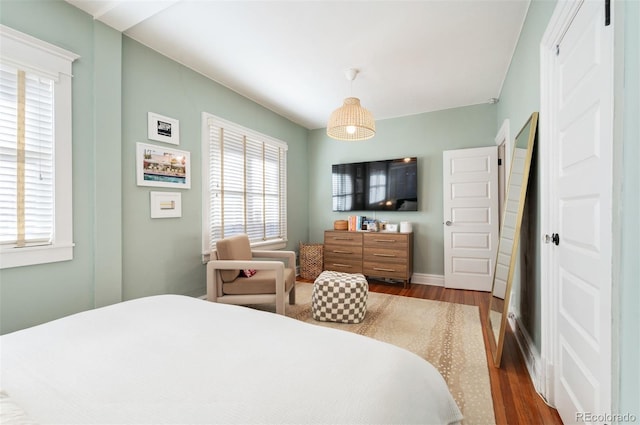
left=1, top=294, right=463, bottom=424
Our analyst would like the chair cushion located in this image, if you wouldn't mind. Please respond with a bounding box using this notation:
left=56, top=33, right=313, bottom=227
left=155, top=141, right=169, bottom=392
left=216, top=234, right=252, bottom=282
left=222, top=268, right=295, bottom=295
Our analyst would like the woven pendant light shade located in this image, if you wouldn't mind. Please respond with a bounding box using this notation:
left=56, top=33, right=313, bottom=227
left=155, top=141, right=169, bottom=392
left=327, top=97, right=376, bottom=141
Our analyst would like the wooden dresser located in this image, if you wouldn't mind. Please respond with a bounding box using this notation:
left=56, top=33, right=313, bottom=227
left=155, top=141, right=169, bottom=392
left=323, top=230, right=413, bottom=287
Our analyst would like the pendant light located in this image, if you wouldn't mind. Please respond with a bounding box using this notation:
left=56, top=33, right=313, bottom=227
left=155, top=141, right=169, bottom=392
left=327, top=68, right=376, bottom=141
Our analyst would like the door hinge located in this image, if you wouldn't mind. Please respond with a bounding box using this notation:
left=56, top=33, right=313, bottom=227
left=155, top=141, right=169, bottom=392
left=605, top=0, right=610, bottom=26
left=556, top=44, right=560, bottom=56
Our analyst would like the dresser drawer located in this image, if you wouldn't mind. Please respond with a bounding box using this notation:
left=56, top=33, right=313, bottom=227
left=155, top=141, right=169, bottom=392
left=363, top=233, right=409, bottom=249
left=324, top=257, right=363, bottom=274
left=324, top=247, right=363, bottom=273
left=363, top=261, right=408, bottom=280
left=364, top=246, right=408, bottom=263
left=324, top=243, right=362, bottom=258
left=324, top=231, right=363, bottom=247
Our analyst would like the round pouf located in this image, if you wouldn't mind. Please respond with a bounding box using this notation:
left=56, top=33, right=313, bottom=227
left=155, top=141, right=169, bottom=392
left=312, top=270, right=368, bottom=324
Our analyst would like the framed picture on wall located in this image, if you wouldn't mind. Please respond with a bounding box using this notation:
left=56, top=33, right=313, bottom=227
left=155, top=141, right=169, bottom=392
left=136, top=142, right=191, bottom=189
left=148, top=112, right=179, bottom=145
left=150, top=191, right=182, bottom=218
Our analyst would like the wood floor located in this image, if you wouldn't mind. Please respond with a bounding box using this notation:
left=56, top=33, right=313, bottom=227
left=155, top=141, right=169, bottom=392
left=300, top=278, right=563, bottom=425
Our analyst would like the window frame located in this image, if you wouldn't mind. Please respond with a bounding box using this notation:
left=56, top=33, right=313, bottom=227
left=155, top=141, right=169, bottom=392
left=201, top=112, right=288, bottom=261
left=0, top=25, right=79, bottom=269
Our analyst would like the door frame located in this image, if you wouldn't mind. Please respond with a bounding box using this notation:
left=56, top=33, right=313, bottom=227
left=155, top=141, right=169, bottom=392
left=495, top=118, right=511, bottom=229
left=538, top=0, right=578, bottom=403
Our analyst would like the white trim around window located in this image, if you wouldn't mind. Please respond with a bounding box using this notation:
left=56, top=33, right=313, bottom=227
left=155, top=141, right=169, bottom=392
left=201, top=112, right=288, bottom=261
left=0, top=25, right=79, bottom=269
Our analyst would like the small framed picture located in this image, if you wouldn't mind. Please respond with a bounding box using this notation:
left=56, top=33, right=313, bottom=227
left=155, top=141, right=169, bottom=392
left=385, top=223, right=399, bottom=232
left=136, top=142, right=191, bottom=189
left=150, top=191, right=182, bottom=218
left=148, top=112, right=179, bottom=145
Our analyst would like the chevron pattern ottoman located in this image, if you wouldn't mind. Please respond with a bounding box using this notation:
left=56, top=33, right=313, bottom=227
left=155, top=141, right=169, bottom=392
left=312, top=270, right=368, bottom=324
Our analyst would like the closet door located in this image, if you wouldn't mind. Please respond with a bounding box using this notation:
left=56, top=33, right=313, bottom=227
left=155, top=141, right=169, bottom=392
left=442, top=146, right=499, bottom=291
left=545, top=1, right=614, bottom=422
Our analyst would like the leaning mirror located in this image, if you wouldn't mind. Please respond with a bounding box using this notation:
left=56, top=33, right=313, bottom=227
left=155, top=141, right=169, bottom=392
left=487, top=112, right=538, bottom=367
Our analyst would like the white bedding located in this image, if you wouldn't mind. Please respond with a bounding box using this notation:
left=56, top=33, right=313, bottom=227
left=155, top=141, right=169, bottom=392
left=1, top=295, right=462, bottom=424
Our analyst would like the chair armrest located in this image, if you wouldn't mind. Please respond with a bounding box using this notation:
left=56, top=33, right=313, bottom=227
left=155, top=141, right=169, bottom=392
left=206, top=259, right=286, bottom=303
left=207, top=259, right=285, bottom=271
left=251, top=250, right=296, bottom=269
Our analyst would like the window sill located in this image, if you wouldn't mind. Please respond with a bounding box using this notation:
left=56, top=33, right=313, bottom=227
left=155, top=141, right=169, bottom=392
left=0, top=243, right=74, bottom=269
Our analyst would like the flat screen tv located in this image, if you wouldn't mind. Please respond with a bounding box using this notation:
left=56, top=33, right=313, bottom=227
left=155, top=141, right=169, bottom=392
left=332, top=157, right=418, bottom=212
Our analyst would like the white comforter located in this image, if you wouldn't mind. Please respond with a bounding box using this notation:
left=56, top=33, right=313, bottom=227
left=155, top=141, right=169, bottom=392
left=1, top=295, right=462, bottom=424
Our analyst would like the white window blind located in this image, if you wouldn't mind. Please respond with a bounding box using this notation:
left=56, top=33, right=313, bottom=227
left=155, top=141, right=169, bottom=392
left=0, top=24, right=78, bottom=269
left=203, top=114, right=287, bottom=252
left=332, top=165, right=355, bottom=212
left=0, top=64, right=54, bottom=247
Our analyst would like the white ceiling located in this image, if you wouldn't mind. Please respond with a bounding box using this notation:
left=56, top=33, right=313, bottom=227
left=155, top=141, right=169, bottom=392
left=65, top=0, right=530, bottom=130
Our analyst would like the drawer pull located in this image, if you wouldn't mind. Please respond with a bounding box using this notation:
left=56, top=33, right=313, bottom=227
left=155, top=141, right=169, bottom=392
left=373, top=267, right=396, bottom=272
left=374, top=239, right=396, bottom=243
left=332, top=263, right=352, bottom=268
left=334, top=237, right=354, bottom=241
left=373, top=253, right=396, bottom=257
left=332, top=250, right=353, bottom=254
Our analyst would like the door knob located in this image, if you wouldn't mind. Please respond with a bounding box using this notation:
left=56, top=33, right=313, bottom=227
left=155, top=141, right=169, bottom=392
left=545, top=233, right=560, bottom=245
left=445, top=220, right=452, bottom=226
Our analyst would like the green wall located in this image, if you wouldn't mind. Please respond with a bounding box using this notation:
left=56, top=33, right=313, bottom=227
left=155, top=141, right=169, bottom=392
left=0, top=0, right=309, bottom=334
left=618, top=0, right=640, bottom=418
left=308, top=104, right=498, bottom=277
left=0, top=0, right=99, bottom=333
left=495, top=0, right=556, bottom=353
left=93, top=21, right=123, bottom=308
left=120, top=37, right=308, bottom=300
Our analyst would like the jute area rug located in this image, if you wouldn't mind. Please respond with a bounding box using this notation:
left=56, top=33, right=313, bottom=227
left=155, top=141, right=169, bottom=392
left=260, top=282, right=496, bottom=425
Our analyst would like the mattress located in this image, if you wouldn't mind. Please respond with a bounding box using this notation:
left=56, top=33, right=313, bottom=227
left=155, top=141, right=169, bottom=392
left=1, top=295, right=463, bottom=424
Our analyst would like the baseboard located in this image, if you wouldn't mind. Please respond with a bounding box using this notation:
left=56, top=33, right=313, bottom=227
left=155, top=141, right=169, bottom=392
left=296, top=271, right=445, bottom=286
left=509, top=313, right=543, bottom=394
left=410, top=273, right=445, bottom=286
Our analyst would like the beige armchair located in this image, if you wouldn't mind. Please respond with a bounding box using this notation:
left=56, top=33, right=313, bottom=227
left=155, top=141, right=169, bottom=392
left=206, top=234, right=296, bottom=315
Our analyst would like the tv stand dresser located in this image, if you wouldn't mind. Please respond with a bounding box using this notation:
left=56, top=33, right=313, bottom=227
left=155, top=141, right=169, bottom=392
left=323, top=230, right=413, bottom=288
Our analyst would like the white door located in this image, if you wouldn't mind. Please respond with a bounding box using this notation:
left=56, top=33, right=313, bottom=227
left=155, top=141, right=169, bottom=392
left=443, top=146, right=499, bottom=291
left=548, top=1, right=613, bottom=423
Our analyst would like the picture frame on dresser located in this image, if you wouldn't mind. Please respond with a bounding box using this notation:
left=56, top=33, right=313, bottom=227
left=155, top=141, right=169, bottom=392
left=384, top=223, right=399, bottom=232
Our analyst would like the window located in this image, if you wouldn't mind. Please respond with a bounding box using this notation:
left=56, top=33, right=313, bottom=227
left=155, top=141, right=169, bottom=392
left=332, top=170, right=355, bottom=212
left=0, top=25, right=78, bottom=269
left=202, top=113, right=287, bottom=255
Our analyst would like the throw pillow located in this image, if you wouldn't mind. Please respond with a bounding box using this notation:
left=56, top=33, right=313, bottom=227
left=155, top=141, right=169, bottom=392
left=241, top=269, right=257, bottom=278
